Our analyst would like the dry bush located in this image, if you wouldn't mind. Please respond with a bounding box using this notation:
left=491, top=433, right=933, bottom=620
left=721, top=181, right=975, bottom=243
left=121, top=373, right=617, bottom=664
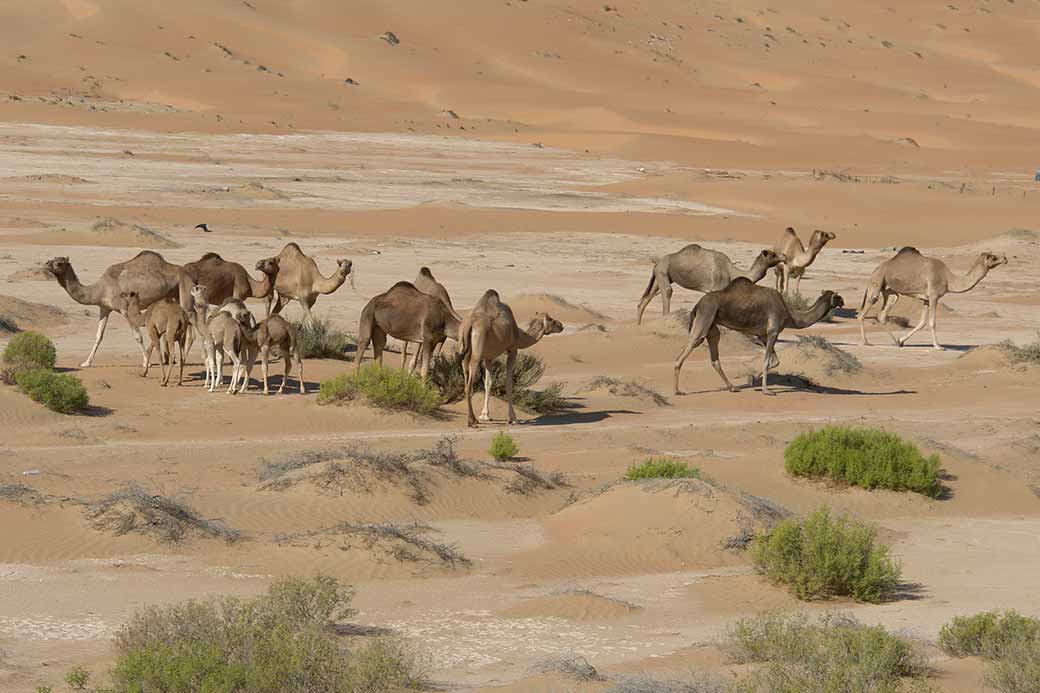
left=87, top=484, right=241, bottom=544
left=0, top=483, right=43, bottom=504
left=277, top=521, right=470, bottom=568
left=532, top=653, right=604, bottom=682
left=794, top=335, right=863, bottom=375
left=578, top=376, right=670, bottom=406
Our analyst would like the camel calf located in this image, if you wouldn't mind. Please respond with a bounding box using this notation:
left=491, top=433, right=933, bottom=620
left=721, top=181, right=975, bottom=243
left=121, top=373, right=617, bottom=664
left=255, top=314, right=304, bottom=394
left=122, top=292, right=191, bottom=386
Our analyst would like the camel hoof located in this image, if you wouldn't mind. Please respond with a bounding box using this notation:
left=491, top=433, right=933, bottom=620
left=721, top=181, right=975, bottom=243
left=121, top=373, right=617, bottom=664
left=762, top=390, right=775, bottom=396
left=79, top=361, right=91, bottom=368
left=933, top=345, right=946, bottom=352
left=728, top=386, right=739, bottom=393
left=478, top=415, right=492, bottom=423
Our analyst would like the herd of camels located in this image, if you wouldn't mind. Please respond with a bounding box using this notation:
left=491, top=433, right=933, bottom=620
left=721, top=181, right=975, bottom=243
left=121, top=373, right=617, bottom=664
left=40, top=227, right=1007, bottom=424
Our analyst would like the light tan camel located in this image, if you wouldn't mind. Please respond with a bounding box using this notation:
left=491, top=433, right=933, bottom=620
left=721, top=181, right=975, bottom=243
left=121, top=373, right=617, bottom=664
left=260, top=243, right=352, bottom=322
left=121, top=292, right=190, bottom=386
left=673, top=278, right=844, bottom=395
left=190, top=285, right=218, bottom=388
left=402, top=266, right=463, bottom=366
left=859, top=247, right=1007, bottom=350
left=460, top=289, right=564, bottom=427
left=181, top=253, right=278, bottom=307
left=354, top=282, right=460, bottom=379
left=44, top=252, right=193, bottom=367
left=772, top=227, right=837, bottom=294
left=204, top=312, right=256, bottom=394
left=255, top=314, right=303, bottom=395
left=636, top=246, right=782, bottom=324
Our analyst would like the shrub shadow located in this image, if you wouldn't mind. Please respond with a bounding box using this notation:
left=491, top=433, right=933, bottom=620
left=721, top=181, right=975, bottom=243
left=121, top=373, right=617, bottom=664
left=527, top=409, right=638, bottom=426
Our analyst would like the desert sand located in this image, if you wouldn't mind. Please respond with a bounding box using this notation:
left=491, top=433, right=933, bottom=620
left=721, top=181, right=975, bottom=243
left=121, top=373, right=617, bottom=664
left=1, top=1, right=1039, bottom=690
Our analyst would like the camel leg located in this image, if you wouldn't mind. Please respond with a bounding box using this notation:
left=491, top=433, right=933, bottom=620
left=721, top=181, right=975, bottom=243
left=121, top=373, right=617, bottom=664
left=80, top=308, right=113, bottom=368
left=928, top=298, right=944, bottom=351
left=160, top=334, right=172, bottom=386
left=142, top=334, right=157, bottom=379
left=227, top=351, right=242, bottom=395
left=479, top=362, right=494, bottom=422
left=636, top=274, right=660, bottom=325
left=774, top=265, right=784, bottom=292
left=463, top=347, right=482, bottom=427
left=859, top=284, right=882, bottom=345
left=761, top=332, right=779, bottom=395
left=295, top=354, right=303, bottom=395
left=182, top=325, right=195, bottom=365
left=792, top=271, right=802, bottom=296
left=269, top=292, right=288, bottom=316
left=299, top=296, right=316, bottom=325
left=705, top=326, right=736, bottom=392
left=781, top=265, right=791, bottom=295
left=279, top=351, right=289, bottom=394
left=371, top=330, right=387, bottom=369
left=212, top=349, right=223, bottom=393
left=262, top=346, right=271, bottom=395
left=897, top=301, right=930, bottom=347
left=672, top=304, right=716, bottom=394
left=505, top=350, right=518, bottom=424
left=660, top=281, right=673, bottom=317
left=878, top=291, right=899, bottom=324
left=176, top=338, right=185, bottom=386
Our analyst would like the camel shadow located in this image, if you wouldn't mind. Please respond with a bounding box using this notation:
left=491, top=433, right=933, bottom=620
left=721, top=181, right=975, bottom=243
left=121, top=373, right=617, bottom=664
left=527, top=409, right=638, bottom=426
left=744, top=373, right=915, bottom=396
left=895, top=343, right=975, bottom=352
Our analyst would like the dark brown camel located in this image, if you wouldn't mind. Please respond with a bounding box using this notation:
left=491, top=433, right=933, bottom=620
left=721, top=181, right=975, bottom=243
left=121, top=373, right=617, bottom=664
left=354, top=282, right=461, bottom=379
left=673, top=278, right=844, bottom=395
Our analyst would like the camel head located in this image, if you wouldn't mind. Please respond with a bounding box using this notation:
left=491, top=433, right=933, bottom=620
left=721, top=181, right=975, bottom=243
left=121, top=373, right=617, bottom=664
left=336, top=259, right=353, bottom=275
left=255, top=257, right=280, bottom=276
left=190, top=284, right=209, bottom=308
left=810, top=230, right=836, bottom=248
left=751, top=249, right=783, bottom=272
left=43, top=256, right=71, bottom=278
left=419, top=266, right=433, bottom=277
left=819, top=290, right=845, bottom=311
left=535, top=312, right=564, bottom=336
left=979, top=252, right=1008, bottom=270
left=119, top=290, right=141, bottom=310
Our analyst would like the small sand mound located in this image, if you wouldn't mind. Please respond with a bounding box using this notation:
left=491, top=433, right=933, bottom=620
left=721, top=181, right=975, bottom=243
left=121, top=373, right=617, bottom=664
left=215, top=181, right=289, bottom=200
left=87, top=217, right=179, bottom=248
left=517, top=479, right=778, bottom=576
left=0, top=294, right=66, bottom=331
left=508, top=293, right=608, bottom=324
left=499, top=589, right=640, bottom=621
left=955, top=344, right=1014, bottom=371
left=779, top=335, right=863, bottom=380
left=86, top=484, right=241, bottom=545
left=276, top=521, right=470, bottom=568
left=577, top=376, right=670, bottom=406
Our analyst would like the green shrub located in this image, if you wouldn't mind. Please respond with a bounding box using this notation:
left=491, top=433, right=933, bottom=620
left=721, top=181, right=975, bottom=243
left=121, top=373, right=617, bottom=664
left=2, top=330, right=56, bottom=383
left=111, top=575, right=425, bottom=693
left=15, top=369, right=89, bottom=414
left=752, top=507, right=901, bottom=603
left=64, top=665, right=90, bottom=689
left=625, top=458, right=701, bottom=480
left=292, top=317, right=354, bottom=360
left=726, top=612, right=928, bottom=693
left=785, top=426, right=943, bottom=498
left=318, top=365, right=439, bottom=415
left=489, top=431, right=519, bottom=461
left=429, top=352, right=567, bottom=413
left=939, top=610, right=1040, bottom=659
left=987, top=638, right=1040, bottom=693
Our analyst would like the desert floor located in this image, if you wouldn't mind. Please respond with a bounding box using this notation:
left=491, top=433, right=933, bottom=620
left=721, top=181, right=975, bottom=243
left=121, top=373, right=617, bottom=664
left=2, top=1, right=1040, bottom=691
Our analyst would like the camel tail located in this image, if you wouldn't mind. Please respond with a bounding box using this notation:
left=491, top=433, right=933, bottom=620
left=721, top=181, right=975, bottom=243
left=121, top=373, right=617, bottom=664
left=460, top=322, right=472, bottom=363
left=686, top=302, right=699, bottom=333
left=639, top=269, right=658, bottom=303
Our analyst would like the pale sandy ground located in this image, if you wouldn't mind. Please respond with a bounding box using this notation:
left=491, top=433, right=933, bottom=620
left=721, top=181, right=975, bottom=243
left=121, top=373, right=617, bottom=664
left=2, top=1, right=1040, bottom=691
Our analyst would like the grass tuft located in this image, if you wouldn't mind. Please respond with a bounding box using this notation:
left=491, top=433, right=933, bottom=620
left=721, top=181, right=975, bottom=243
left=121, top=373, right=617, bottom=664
left=318, top=365, right=440, bottom=415
left=725, top=611, right=928, bottom=691
left=625, top=457, right=701, bottom=480
left=785, top=426, right=943, bottom=498
left=489, top=431, right=519, bottom=461
left=752, top=507, right=901, bottom=603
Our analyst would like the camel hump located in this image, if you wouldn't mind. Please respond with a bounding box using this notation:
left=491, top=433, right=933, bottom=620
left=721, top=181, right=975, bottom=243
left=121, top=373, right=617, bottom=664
left=783, top=226, right=797, bottom=236
left=389, top=280, right=418, bottom=292
left=896, top=246, right=920, bottom=256
left=680, top=243, right=702, bottom=252
left=481, top=289, right=500, bottom=303
left=199, top=252, right=223, bottom=262
left=130, top=250, right=166, bottom=262
left=726, top=277, right=756, bottom=291
left=280, top=242, right=305, bottom=256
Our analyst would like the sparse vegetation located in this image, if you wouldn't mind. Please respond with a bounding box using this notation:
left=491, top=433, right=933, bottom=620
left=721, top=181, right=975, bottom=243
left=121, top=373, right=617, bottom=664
left=414, top=435, right=481, bottom=477
left=999, top=337, right=1040, bottom=366
left=278, top=521, right=470, bottom=567
left=608, top=673, right=726, bottom=693
left=578, top=376, right=670, bottom=406
left=318, top=365, right=440, bottom=415
left=532, top=654, right=604, bottom=682
left=751, top=507, right=901, bottom=602
left=725, top=612, right=928, bottom=692
left=111, top=575, right=427, bottom=692
left=625, top=457, right=702, bottom=480
left=0, top=483, right=43, bottom=503
left=2, top=330, right=56, bottom=383
left=795, top=335, right=863, bottom=375
left=783, top=291, right=813, bottom=312
left=489, top=431, right=519, bottom=461
left=494, top=462, right=566, bottom=494
left=87, top=483, right=242, bottom=544
left=292, top=317, right=354, bottom=359
left=429, top=352, right=568, bottom=413
left=64, top=665, right=90, bottom=689
left=785, top=426, right=943, bottom=498
left=15, top=369, right=89, bottom=414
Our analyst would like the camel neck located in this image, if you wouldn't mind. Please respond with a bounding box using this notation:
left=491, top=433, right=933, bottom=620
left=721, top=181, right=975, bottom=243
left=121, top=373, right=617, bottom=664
left=314, top=267, right=348, bottom=295
left=250, top=271, right=273, bottom=298
left=788, top=297, right=832, bottom=329
left=946, top=261, right=988, bottom=293
left=742, top=258, right=769, bottom=283
left=56, top=267, right=103, bottom=306
left=517, top=321, right=546, bottom=349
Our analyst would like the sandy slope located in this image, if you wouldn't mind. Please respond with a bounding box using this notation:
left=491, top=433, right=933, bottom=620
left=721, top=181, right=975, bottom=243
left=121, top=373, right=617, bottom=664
left=1, top=1, right=1039, bottom=690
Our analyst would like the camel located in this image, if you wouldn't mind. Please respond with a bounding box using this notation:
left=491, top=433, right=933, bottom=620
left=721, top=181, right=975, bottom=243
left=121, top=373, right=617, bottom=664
left=181, top=253, right=278, bottom=308
left=402, top=266, right=463, bottom=366
left=43, top=252, right=192, bottom=367
left=636, top=245, right=782, bottom=324
left=203, top=311, right=256, bottom=394
left=460, top=290, right=564, bottom=427
left=259, top=243, right=352, bottom=322
left=859, top=247, right=1007, bottom=350
left=354, top=282, right=460, bottom=379
left=121, top=292, right=191, bottom=386
left=255, top=314, right=303, bottom=395
left=772, top=227, right=837, bottom=295
left=673, top=278, right=844, bottom=396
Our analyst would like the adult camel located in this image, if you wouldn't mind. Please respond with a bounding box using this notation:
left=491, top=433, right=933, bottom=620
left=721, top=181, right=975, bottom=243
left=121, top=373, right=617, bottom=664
left=858, top=247, right=1007, bottom=349
left=259, top=243, right=352, bottom=322
left=673, top=278, right=844, bottom=395
left=636, top=246, right=782, bottom=324
left=44, top=253, right=192, bottom=368
left=181, top=253, right=279, bottom=307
